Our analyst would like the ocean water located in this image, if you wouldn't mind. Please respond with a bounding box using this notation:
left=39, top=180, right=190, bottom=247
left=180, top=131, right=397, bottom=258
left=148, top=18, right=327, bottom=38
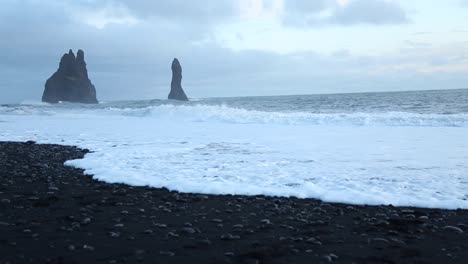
left=1, top=89, right=467, bottom=209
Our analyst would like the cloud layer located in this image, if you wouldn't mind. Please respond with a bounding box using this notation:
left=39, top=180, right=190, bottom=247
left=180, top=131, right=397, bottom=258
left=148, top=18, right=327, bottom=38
left=0, top=0, right=467, bottom=103
left=283, top=0, right=409, bottom=26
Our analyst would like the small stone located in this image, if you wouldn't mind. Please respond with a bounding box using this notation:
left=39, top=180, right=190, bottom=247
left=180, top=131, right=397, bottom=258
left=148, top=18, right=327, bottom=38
left=108, top=231, right=120, bottom=238
left=68, top=245, right=75, bottom=251
left=443, top=226, right=464, bottom=234
left=308, top=220, right=327, bottom=226
left=181, top=227, right=196, bottom=234
left=83, top=245, right=95, bottom=251
left=135, top=249, right=145, bottom=255
left=212, top=219, right=223, bottom=223
left=375, top=220, right=389, bottom=226
left=371, top=238, right=389, bottom=244
left=153, top=223, right=167, bottom=228
left=390, top=238, right=406, bottom=245
left=323, top=254, right=338, bottom=262
left=306, top=237, right=322, bottom=246
left=313, top=207, right=326, bottom=213
left=323, top=255, right=333, bottom=262
left=194, top=195, right=209, bottom=201
left=220, top=234, right=240, bottom=240
left=198, top=239, right=212, bottom=245
left=290, top=248, right=300, bottom=253
left=260, top=219, right=271, bottom=225
left=224, top=252, right=235, bottom=257
left=168, top=231, right=179, bottom=237
left=159, top=251, right=175, bottom=257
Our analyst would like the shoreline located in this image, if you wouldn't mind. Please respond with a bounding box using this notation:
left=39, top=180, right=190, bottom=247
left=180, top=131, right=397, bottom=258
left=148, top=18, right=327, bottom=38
left=0, top=141, right=467, bottom=263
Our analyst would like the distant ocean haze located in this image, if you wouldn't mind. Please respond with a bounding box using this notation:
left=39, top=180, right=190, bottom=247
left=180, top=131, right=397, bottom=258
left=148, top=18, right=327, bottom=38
left=1, top=89, right=467, bottom=209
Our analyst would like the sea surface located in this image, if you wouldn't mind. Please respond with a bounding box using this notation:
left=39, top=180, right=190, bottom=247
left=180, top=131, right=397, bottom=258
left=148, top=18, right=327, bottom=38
left=1, top=89, right=468, bottom=209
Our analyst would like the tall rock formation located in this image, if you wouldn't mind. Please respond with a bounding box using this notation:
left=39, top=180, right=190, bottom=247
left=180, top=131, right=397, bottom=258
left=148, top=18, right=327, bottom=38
left=168, top=58, right=189, bottom=101
left=42, top=49, right=98, bottom=104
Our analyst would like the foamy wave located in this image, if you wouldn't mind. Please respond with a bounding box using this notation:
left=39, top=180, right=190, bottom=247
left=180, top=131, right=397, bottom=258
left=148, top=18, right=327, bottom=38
left=1, top=102, right=467, bottom=209
left=0, top=105, right=55, bottom=116
left=19, top=100, right=51, bottom=106
left=103, top=104, right=468, bottom=127
left=1, top=103, right=467, bottom=127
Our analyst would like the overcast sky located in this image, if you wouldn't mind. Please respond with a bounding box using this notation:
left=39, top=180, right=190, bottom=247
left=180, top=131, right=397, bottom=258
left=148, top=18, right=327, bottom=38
left=1, top=0, right=468, bottom=103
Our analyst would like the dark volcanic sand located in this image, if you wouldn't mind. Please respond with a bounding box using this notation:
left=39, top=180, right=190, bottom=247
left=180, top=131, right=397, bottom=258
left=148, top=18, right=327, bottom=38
left=0, top=142, right=467, bottom=264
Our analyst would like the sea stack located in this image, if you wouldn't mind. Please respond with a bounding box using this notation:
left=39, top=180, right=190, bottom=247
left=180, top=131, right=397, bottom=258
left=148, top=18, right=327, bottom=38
left=42, top=49, right=98, bottom=104
left=168, top=58, right=189, bottom=101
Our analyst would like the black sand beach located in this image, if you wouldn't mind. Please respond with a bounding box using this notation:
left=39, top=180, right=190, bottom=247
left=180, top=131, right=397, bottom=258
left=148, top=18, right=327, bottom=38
left=0, top=141, right=467, bottom=264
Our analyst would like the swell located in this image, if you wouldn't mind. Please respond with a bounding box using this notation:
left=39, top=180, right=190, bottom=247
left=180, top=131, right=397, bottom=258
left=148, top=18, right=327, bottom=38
left=2, top=103, right=468, bottom=127
left=109, top=104, right=468, bottom=127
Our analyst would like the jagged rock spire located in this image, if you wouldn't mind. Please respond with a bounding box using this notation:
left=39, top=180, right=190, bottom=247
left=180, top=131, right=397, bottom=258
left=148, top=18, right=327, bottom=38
left=168, top=58, right=189, bottom=101
left=42, top=49, right=98, bottom=104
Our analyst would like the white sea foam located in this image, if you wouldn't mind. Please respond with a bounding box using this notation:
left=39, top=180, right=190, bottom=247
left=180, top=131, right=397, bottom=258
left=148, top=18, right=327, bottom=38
left=19, top=100, right=51, bottom=106
left=119, top=104, right=468, bottom=127
left=1, top=103, right=467, bottom=209
left=2, top=104, right=468, bottom=127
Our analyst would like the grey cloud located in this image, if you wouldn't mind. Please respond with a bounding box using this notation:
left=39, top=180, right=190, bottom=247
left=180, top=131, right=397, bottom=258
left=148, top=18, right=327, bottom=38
left=284, top=0, right=328, bottom=14
left=283, top=0, right=409, bottom=27
left=71, top=0, right=236, bottom=26
left=115, top=0, right=235, bottom=21
left=404, top=40, right=432, bottom=48
left=413, top=32, right=432, bottom=35
left=331, top=0, right=409, bottom=25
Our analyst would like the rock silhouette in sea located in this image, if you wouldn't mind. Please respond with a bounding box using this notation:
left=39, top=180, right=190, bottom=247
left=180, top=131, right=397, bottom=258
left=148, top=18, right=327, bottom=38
left=42, top=49, right=98, bottom=104
left=168, top=58, right=189, bottom=101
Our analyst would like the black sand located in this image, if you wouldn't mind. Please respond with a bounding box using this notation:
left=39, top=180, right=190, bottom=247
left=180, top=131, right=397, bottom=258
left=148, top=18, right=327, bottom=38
left=0, top=141, right=467, bottom=264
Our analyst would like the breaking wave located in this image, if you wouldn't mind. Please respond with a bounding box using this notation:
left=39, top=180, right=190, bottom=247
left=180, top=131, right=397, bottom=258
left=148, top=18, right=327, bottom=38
left=2, top=103, right=468, bottom=127
left=106, top=104, right=468, bottom=127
